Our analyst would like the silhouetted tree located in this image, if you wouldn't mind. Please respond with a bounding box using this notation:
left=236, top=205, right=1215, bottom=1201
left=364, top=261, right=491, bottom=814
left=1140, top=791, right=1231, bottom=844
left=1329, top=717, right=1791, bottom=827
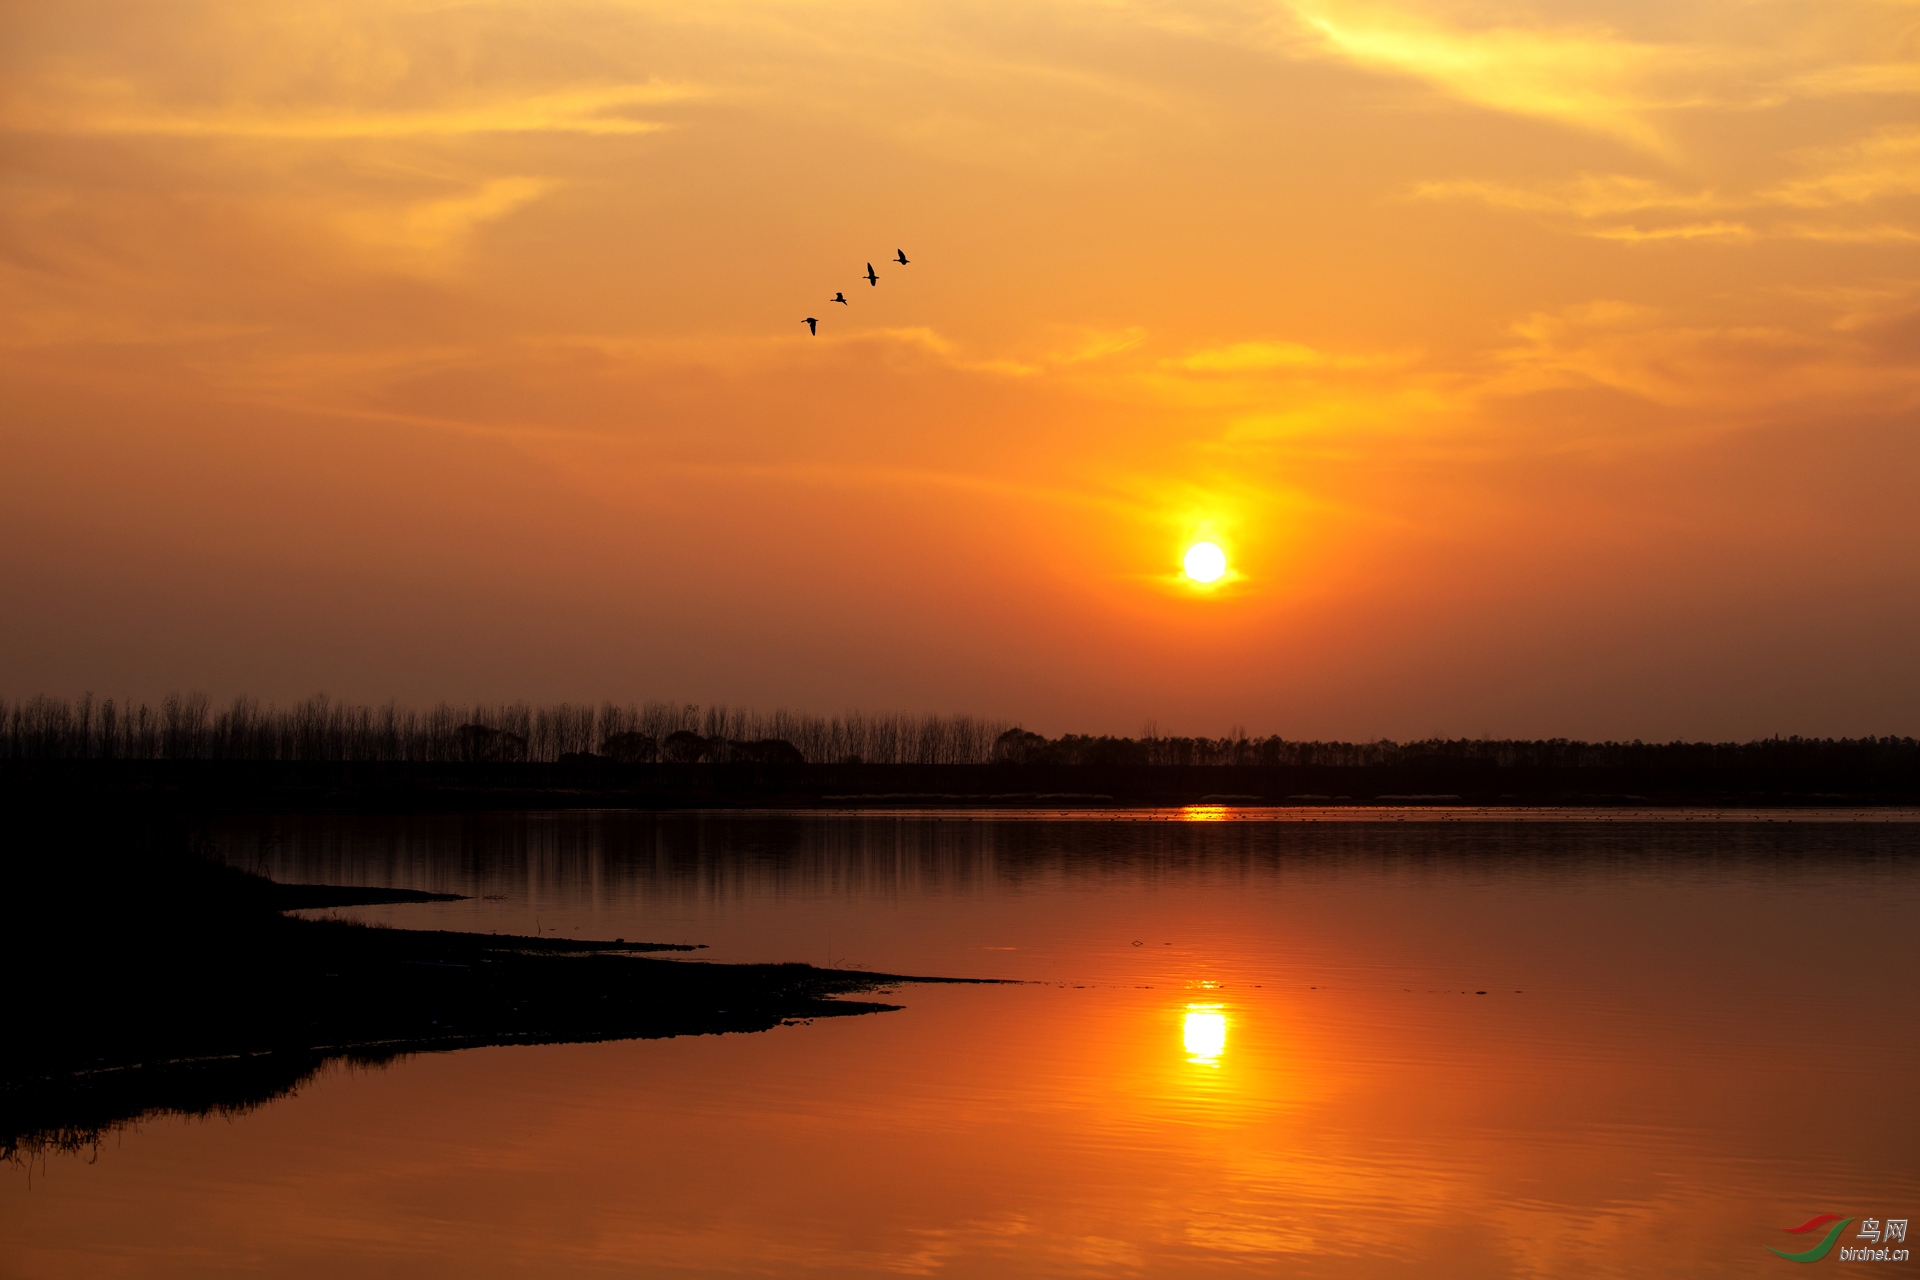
left=993, top=728, right=1048, bottom=765
left=599, top=731, right=658, bottom=764
left=661, top=730, right=708, bottom=763
left=721, top=738, right=805, bottom=765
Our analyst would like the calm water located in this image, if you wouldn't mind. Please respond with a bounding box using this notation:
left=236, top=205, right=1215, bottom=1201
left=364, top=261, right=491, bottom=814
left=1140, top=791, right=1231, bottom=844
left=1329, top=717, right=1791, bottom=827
left=7, top=809, right=1918, bottom=1278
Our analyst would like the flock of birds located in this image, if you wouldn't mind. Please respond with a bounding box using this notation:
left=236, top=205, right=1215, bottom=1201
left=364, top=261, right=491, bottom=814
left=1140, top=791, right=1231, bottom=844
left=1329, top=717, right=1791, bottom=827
left=803, top=248, right=910, bottom=334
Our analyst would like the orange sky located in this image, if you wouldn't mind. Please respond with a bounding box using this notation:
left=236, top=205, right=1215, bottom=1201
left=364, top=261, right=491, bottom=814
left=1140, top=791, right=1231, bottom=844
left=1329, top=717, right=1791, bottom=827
left=2, top=0, right=1916, bottom=737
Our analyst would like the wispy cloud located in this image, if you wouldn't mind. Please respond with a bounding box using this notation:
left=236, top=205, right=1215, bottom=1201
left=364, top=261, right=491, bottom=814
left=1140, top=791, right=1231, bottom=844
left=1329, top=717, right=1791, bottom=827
left=1766, top=125, right=1920, bottom=207
left=1589, top=221, right=1756, bottom=243
left=1255, top=0, right=1920, bottom=165
left=1171, top=339, right=1413, bottom=373
left=1, top=81, right=701, bottom=138
left=1490, top=299, right=1920, bottom=410
left=1274, top=0, right=1697, bottom=152
left=1783, top=60, right=1920, bottom=99
left=1415, top=174, right=1726, bottom=218
left=1417, top=124, right=1920, bottom=243
left=336, top=176, right=553, bottom=269
left=1778, top=223, right=1920, bottom=244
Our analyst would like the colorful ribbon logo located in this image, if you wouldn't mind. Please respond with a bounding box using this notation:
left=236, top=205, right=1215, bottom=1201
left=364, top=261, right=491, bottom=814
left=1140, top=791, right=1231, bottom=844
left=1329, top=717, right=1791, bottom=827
left=1767, top=1214, right=1855, bottom=1263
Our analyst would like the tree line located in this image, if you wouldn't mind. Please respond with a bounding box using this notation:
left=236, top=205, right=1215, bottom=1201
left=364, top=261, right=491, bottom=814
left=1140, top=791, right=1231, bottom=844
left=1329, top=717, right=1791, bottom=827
left=989, top=729, right=1920, bottom=771
left=0, top=694, right=1009, bottom=766
left=2, top=693, right=1913, bottom=772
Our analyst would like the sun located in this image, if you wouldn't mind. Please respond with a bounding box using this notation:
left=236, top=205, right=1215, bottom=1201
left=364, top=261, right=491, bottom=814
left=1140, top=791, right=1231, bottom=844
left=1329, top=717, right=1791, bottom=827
left=1183, top=542, right=1227, bottom=583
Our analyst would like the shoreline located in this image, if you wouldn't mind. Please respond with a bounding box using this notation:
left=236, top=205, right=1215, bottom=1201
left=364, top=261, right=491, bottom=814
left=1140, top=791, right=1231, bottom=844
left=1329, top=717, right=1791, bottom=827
left=1, top=810, right=991, bottom=1162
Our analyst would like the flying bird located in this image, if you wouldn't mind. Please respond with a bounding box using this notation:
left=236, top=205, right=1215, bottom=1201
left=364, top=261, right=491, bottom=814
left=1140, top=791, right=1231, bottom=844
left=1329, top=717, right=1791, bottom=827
left=894, top=249, right=910, bottom=265
left=863, top=262, right=879, bottom=286
left=831, top=291, right=848, bottom=305
left=803, top=317, right=818, bottom=335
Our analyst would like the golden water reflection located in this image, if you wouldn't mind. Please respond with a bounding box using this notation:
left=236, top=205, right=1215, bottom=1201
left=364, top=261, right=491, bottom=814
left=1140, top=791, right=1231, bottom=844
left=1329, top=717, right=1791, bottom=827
left=10, top=817, right=1918, bottom=1279
left=1182, top=1004, right=1228, bottom=1066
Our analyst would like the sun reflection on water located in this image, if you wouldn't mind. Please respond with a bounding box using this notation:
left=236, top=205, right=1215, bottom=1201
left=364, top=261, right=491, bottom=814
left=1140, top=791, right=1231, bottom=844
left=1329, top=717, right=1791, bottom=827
left=1183, top=1004, right=1228, bottom=1066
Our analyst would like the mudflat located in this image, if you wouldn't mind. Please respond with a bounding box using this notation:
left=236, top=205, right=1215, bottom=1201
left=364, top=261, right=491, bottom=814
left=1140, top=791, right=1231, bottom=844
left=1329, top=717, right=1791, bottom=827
left=1, top=805, right=977, bottom=1160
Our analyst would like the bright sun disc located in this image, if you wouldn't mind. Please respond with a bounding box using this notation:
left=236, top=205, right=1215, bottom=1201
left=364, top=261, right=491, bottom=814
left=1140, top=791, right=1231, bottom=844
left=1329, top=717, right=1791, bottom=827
left=1183, top=542, right=1227, bottom=583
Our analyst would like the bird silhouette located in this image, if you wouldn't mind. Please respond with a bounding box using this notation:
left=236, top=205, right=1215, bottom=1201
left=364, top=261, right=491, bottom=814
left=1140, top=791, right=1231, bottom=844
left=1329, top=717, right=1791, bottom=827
left=803, top=317, right=818, bottom=335
left=863, top=262, right=879, bottom=286
left=831, top=291, right=848, bottom=305
left=894, top=249, right=910, bottom=265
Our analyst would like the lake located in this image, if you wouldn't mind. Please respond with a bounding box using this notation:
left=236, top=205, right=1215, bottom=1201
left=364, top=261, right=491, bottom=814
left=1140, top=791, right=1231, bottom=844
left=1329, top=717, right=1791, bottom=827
left=6, top=808, right=1917, bottom=1277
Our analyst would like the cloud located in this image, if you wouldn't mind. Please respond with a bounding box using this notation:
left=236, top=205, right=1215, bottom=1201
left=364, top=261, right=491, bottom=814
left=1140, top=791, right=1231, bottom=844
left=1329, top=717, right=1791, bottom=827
left=1784, top=60, right=1920, bottom=99
left=0, top=81, right=699, bottom=138
left=1775, top=223, right=1920, bottom=244
left=1766, top=125, right=1920, bottom=207
left=1256, top=0, right=1920, bottom=169
left=336, top=176, right=553, bottom=268
left=1170, top=339, right=1412, bottom=373
left=1589, top=221, right=1756, bottom=243
left=1491, top=299, right=1920, bottom=411
left=1274, top=0, right=1695, bottom=152
left=1139, top=293, right=1920, bottom=461
left=1053, top=328, right=1149, bottom=364
left=1417, top=125, right=1920, bottom=243
left=1415, top=174, right=1726, bottom=218
left=1807, top=280, right=1920, bottom=334
left=1125, top=337, right=1457, bottom=450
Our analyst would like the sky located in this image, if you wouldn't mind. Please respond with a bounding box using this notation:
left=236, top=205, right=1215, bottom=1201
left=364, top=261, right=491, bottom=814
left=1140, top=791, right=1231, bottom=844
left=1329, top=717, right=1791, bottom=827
left=2, top=0, right=1916, bottom=739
